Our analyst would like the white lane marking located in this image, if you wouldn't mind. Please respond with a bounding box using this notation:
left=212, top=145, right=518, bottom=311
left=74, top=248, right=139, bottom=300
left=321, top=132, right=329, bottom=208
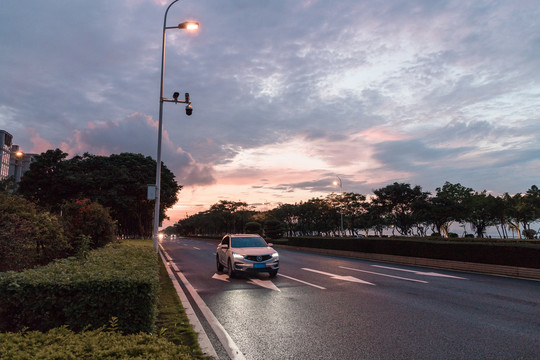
left=213, top=273, right=280, bottom=291
left=161, top=247, right=246, bottom=360
left=212, top=273, right=230, bottom=282
left=372, top=265, right=468, bottom=280
left=158, top=250, right=218, bottom=359
left=278, top=273, right=326, bottom=290
left=248, top=278, right=281, bottom=292
left=339, top=266, right=429, bottom=284
left=302, top=268, right=375, bottom=285
left=193, top=247, right=201, bottom=250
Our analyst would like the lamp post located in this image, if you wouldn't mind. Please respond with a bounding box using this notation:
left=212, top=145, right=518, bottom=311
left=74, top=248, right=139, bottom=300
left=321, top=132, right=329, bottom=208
left=10, top=149, right=24, bottom=185
left=153, top=0, right=199, bottom=250
left=14, top=151, right=23, bottom=183
left=333, top=175, right=344, bottom=237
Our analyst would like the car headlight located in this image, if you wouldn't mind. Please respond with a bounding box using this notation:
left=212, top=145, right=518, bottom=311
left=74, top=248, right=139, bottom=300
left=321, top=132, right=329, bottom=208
left=272, top=252, right=279, bottom=260
left=232, top=252, right=244, bottom=260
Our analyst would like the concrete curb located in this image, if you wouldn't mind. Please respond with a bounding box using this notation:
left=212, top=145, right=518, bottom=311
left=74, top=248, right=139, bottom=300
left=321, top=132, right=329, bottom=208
left=275, top=244, right=540, bottom=281
left=158, top=247, right=219, bottom=359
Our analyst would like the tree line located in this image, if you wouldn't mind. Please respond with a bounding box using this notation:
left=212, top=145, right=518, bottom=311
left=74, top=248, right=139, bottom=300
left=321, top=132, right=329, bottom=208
left=2, top=149, right=180, bottom=238
left=174, top=182, right=540, bottom=240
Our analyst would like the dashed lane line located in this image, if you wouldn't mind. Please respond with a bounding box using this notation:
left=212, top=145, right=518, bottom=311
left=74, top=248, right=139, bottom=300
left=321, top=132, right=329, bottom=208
left=278, top=273, right=327, bottom=290
left=339, top=266, right=429, bottom=283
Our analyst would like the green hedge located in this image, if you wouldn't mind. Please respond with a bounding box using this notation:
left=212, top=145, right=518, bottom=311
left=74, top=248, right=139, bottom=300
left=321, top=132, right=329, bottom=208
left=285, top=237, right=540, bottom=268
left=0, top=244, right=159, bottom=334
left=0, top=326, right=200, bottom=360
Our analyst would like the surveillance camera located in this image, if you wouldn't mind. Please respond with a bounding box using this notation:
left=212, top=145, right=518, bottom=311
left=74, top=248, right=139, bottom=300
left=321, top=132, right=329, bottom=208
left=185, top=104, right=193, bottom=116
left=172, top=92, right=180, bottom=101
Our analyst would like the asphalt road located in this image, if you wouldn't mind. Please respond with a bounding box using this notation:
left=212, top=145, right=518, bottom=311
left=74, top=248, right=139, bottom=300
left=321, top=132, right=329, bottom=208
left=161, top=237, right=540, bottom=360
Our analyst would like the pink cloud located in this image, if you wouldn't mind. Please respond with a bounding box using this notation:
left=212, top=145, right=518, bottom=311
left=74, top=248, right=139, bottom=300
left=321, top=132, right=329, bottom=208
left=24, top=127, right=54, bottom=154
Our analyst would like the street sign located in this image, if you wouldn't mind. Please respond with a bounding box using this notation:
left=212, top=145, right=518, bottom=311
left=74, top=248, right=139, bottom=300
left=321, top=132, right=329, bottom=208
left=147, top=184, right=156, bottom=200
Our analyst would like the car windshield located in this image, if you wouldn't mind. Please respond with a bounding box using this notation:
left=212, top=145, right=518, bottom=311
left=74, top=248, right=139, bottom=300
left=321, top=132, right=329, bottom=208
left=231, top=237, right=268, bottom=248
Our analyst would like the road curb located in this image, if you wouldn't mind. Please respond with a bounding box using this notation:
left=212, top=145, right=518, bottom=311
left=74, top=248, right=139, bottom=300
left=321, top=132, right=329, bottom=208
left=158, top=247, right=219, bottom=359
left=275, top=245, right=540, bottom=281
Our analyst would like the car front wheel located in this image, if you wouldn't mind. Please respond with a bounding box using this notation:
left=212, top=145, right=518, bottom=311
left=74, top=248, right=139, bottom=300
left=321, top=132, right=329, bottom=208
left=216, top=255, right=224, bottom=272
left=227, top=259, right=236, bottom=278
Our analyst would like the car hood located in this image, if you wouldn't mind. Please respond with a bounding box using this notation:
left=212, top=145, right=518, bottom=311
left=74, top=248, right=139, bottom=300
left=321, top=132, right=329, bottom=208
left=233, top=246, right=276, bottom=255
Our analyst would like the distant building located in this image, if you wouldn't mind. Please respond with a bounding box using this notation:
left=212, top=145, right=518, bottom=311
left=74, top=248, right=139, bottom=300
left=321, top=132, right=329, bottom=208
left=0, top=130, right=13, bottom=180
left=1, top=130, right=37, bottom=182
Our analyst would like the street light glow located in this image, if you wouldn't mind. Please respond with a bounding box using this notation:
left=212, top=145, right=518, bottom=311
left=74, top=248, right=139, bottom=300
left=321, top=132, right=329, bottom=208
left=15, top=151, right=23, bottom=157
left=178, top=21, right=199, bottom=30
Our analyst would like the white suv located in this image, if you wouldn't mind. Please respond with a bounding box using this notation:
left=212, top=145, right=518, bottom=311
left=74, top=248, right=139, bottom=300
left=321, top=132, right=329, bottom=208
left=216, top=234, right=279, bottom=278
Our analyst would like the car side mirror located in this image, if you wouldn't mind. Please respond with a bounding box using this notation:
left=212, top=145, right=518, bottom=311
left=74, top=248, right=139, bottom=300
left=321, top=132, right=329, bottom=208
left=267, top=243, right=273, bottom=247
left=222, top=244, right=229, bottom=249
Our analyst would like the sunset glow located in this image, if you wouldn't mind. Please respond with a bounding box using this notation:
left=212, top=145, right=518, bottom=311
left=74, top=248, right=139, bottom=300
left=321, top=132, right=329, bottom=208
left=2, top=1, right=539, bottom=228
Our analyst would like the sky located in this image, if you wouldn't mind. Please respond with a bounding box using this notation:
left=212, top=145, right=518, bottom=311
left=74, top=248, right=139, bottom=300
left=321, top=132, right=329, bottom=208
left=1, top=0, right=539, bottom=228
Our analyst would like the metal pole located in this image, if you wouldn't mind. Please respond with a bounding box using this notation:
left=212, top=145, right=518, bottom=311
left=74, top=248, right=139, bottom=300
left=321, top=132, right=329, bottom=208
left=335, top=175, right=344, bottom=236
left=153, top=0, right=180, bottom=250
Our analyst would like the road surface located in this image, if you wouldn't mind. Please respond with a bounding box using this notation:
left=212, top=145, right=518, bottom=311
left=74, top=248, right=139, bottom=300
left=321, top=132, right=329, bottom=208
left=160, top=237, right=540, bottom=360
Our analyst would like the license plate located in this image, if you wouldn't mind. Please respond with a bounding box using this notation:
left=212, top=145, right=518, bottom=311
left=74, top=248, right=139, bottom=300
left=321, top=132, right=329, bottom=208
left=253, top=263, right=266, bottom=269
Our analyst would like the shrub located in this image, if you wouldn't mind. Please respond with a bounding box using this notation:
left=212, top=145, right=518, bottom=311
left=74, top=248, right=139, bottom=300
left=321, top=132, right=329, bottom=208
left=61, top=198, right=116, bottom=251
left=0, top=244, right=159, bottom=334
left=522, top=229, right=537, bottom=239
left=0, top=326, right=200, bottom=360
left=0, top=193, right=70, bottom=272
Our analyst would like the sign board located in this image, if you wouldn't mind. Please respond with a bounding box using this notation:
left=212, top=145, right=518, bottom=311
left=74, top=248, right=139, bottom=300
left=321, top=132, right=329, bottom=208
left=147, top=184, right=156, bottom=200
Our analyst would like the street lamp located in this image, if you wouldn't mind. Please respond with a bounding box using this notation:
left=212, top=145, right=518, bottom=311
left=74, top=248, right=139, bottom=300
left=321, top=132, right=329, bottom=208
left=153, top=0, right=199, bottom=250
left=14, top=150, right=24, bottom=183
left=333, top=175, right=344, bottom=237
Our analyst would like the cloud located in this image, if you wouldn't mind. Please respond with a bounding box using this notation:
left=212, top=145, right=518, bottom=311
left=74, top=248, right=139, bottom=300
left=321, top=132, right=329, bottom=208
left=37, top=112, right=217, bottom=187
left=2, top=0, right=540, bottom=224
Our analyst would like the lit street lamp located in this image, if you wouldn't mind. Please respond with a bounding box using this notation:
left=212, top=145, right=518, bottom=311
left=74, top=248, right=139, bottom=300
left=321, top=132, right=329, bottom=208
left=333, top=175, right=344, bottom=236
left=9, top=149, right=24, bottom=184
left=153, top=0, right=199, bottom=250
left=14, top=151, right=23, bottom=183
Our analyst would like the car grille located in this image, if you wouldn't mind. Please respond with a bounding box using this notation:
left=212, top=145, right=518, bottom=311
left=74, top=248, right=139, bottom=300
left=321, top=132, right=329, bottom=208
left=245, top=255, right=272, bottom=262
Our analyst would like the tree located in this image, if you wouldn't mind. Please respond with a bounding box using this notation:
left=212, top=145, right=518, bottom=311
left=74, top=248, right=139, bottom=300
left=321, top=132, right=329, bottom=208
left=268, top=204, right=298, bottom=237
left=17, top=149, right=70, bottom=212
left=264, top=218, right=285, bottom=239
left=428, top=182, right=474, bottom=237
left=0, top=193, right=69, bottom=271
left=361, top=202, right=388, bottom=237
left=295, top=198, right=337, bottom=236
left=0, top=176, right=16, bottom=193
left=341, top=192, right=367, bottom=236
left=17, top=150, right=181, bottom=237
left=209, top=200, right=250, bottom=234
left=372, top=183, right=430, bottom=236
left=503, top=192, right=537, bottom=240
left=61, top=198, right=116, bottom=251
left=465, top=192, right=498, bottom=238
left=245, top=221, right=262, bottom=234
